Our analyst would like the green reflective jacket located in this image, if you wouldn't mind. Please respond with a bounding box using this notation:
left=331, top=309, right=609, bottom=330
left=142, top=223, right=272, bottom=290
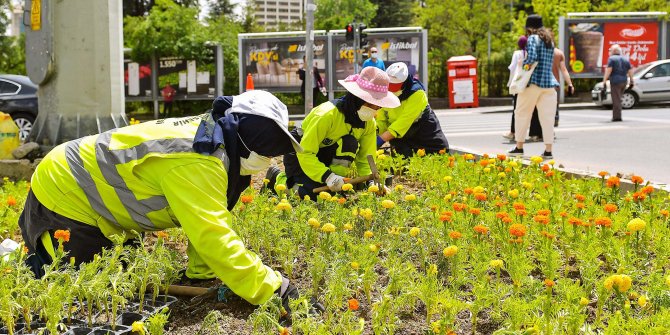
left=31, top=116, right=281, bottom=305
left=376, top=90, right=428, bottom=138
left=298, top=101, right=376, bottom=181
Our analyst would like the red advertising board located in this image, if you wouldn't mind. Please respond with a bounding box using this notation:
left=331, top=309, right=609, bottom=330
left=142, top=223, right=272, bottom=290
left=602, top=22, right=658, bottom=67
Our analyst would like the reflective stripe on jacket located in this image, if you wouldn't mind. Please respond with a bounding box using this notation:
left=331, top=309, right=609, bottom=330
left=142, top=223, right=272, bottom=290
left=297, top=101, right=376, bottom=182
left=30, top=115, right=281, bottom=305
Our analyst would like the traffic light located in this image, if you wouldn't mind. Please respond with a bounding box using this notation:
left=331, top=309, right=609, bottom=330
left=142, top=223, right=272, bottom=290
left=345, top=23, right=354, bottom=41
left=358, top=24, right=368, bottom=47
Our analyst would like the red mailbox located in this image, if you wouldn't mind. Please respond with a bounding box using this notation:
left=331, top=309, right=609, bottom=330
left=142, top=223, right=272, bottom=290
left=447, top=55, right=479, bottom=108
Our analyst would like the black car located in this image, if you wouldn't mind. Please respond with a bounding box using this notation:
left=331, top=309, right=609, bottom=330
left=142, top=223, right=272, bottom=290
left=0, top=74, right=38, bottom=141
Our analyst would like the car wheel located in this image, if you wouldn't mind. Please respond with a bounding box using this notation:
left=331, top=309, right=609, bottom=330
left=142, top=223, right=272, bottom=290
left=621, top=91, right=637, bottom=109
left=11, top=112, right=35, bottom=142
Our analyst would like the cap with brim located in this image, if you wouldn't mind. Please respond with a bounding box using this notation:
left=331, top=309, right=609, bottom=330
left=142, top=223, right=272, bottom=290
left=230, top=90, right=303, bottom=153
left=525, top=14, right=543, bottom=29
left=338, top=67, right=400, bottom=108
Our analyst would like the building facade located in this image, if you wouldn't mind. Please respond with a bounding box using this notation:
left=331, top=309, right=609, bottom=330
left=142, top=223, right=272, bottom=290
left=252, top=0, right=304, bottom=29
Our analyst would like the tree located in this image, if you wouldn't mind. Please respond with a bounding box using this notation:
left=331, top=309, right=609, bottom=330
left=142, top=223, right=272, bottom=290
left=206, top=17, right=243, bottom=93
left=314, top=0, right=377, bottom=31
left=124, top=0, right=210, bottom=61
left=369, top=0, right=415, bottom=28
left=0, top=0, right=25, bottom=74
left=208, top=0, right=237, bottom=20
left=123, top=0, right=199, bottom=17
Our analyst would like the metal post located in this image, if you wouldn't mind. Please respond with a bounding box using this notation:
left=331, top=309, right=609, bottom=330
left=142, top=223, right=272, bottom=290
left=304, top=0, right=315, bottom=113
left=152, top=54, right=160, bottom=119
left=353, top=20, right=360, bottom=74
left=558, top=16, right=565, bottom=104
left=215, top=44, right=224, bottom=96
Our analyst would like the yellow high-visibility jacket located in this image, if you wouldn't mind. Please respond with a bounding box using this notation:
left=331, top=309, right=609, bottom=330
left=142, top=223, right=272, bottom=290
left=31, top=115, right=281, bottom=305
left=297, top=101, right=376, bottom=182
left=376, top=90, right=428, bottom=138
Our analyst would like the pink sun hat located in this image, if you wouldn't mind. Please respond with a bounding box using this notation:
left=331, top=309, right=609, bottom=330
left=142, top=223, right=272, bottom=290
left=338, top=67, right=400, bottom=108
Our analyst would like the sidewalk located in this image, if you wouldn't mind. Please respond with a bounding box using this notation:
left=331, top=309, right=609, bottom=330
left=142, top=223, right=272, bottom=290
left=436, top=102, right=597, bottom=114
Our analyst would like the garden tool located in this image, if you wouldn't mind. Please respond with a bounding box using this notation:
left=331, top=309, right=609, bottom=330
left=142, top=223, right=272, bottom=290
left=165, top=284, right=231, bottom=303
left=312, top=154, right=380, bottom=193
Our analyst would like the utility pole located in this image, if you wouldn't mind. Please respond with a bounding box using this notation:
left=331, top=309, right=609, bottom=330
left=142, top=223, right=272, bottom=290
left=353, top=20, right=360, bottom=74
left=304, top=0, right=316, bottom=113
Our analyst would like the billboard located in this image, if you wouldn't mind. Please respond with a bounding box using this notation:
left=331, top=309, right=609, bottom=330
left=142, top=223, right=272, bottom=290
left=565, top=18, right=663, bottom=77
left=239, top=36, right=329, bottom=92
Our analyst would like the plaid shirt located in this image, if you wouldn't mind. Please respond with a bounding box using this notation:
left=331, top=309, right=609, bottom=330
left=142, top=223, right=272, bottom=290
left=524, top=35, right=559, bottom=88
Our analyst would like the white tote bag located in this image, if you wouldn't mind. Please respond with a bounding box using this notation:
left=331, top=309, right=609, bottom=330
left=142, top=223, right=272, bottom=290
left=509, top=62, right=538, bottom=95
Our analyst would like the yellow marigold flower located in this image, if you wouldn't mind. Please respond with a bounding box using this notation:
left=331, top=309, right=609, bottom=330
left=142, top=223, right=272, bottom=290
left=464, top=153, right=474, bottom=160
left=343, top=223, right=353, bottom=231
left=377, top=153, right=388, bottom=160
left=627, top=218, right=646, bottom=232
left=498, top=172, right=506, bottom=178
left=522, top=181, right=533, bottom=189
left=427, top=264, right=438, bottom=275
left=361, top=208, right=373, bottom=221
left=409, top=227, right=420, bottom=237
left=443, top=245, right=458, bottom=257
left=604, top=277, right=614, bottom=290
left=350, top=261, right=360, bottom=270
left=404, top=194, right=416, bottom=201
left=490, top=259, right=503, bottom=268
left=263, top=178, right=270, bottom=185
left=352, top=208, right=359, bottom=216
left=368, top=184, right=379, bottom=193
left=321, top=223, right=336, bottom=233
left=303, top=195, right=311, bottom=201
left=530, top=156, right=543, bottom=164
left=417, top=149, right=426, bottom=157
left=483, top=167, right=490, bottom=173
left=548, top=159, right=555, bottom=166
left=319, top=192, right=332, bottom=201
left=376, top=149, right=385, bottom=155
left=615, top=275, right=632, bottom=293
left=638, top=295, right=648, bottom=307
left=364, top=230, right=374, bottom=239
left=579, top=297, right=589, bottom=306
left=368, top=244, right=379, bottom=252
left=131, top=321, right=146, bottom=335
left=341, top=183, right=354, bottom=191
left=276, top=200, right=292, bottom=211
left=443, top=176, right=453, bottom=182
left=276, top=184, right=287, bottom=192
left=508, top=189, right=519, bottom=198
left=431, top=321, right=441, bottom=334
left=509, top=161, right=518, bottom=168
left=444, top=194, right=453, bottom=201
left=388, top=226, right=400, bottom=235
left=307, top=218, right=320, bottom=229
left=381, top=199, right=395, bottom=209
left=394, top=184, right=404, bottom=191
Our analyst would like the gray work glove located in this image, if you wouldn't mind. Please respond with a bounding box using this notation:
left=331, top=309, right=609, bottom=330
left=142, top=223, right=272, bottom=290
left=325, top=173, right=345, bottom=192
left=276, top=277, right=324, bottom=325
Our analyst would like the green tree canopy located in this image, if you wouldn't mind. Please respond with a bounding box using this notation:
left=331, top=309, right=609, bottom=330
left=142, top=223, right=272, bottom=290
left=314, top=0, right=377, bottom=31
left=370, top=0, right=415, bottom=28
left=0, top=0, right=25, bottom=74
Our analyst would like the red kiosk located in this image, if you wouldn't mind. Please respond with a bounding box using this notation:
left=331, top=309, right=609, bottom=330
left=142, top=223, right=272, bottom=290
left=447, top=55, right=479, bottom=108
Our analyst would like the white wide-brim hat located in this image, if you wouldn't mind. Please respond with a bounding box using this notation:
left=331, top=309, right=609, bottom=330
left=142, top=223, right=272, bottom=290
left=338, top=67, right=400, bottom=108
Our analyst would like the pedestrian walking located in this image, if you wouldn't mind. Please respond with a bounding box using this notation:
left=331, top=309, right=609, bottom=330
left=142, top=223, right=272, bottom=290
left=602, top=44, right=633, bottom=122
left=161, top=82, right=176, bottom=117
left=297, top=56, right=325, bottom=106
left=376, top=62, right=449, bottom=157
left=18, top=90, right=320, bottom=316
left=508, top=14, right=558, bottom=159
left=362, top=47, right=386, bottom=71
left=266, top=66, right=399, bottom=200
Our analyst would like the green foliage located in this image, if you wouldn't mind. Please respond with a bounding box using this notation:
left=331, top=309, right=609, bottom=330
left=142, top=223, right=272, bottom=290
left=314, top=0, right=378, bottom=31
left=370, top=0, right=416, bottom=28
left=0, top=1, right=25, bottom=75
left=205, top=17, right=243, bottom=94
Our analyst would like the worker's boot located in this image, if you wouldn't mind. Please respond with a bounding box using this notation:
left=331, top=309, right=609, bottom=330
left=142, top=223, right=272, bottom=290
left=262, top=166, right=283, bottom=194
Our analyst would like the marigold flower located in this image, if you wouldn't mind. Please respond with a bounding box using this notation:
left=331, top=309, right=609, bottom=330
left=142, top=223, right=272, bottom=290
left=603, top=277, right=614, bottom=290
left=533, top=215, right=549, bottom=225
left=515, top=209, right=527, bottom=216
left=502, top=217, right=513, bottom=224
left=416, top=148, right=426, bottom=157
left=6, top=195, right=17, bottom=207
left=276, top=201, right=292, bottom=211
left=575, top=203, right=586, bottom=209
left=537, top=209, right=551, bottom=216
left=394, top=184, right=404, bottom=192
left=630, top=175, right=644, bottom=184
left=665, top=275, right=670, bottom=287
left=541, top=164, right=550, bottom=172
left=308, top=218, right=320, bottom=229
left=319, top=192, right=332, bottom=200
left=479, top=160, right=489, bottom=167
left=606, top=176, right=620, bottom=188
left=497, top=154, right=507, bottom=161
left=464, top=153, right=474, bottom=160
left=464, top=188, right=474, bottom=195
left=509, top=224, right=526, bottom=237
left=473, top=225, right=489, bottom=234
left=579, top=297, right=589, bottom=306
left=638, top=295, right=648, bottom=307
left=381, top=199, right=395, bottom=209
left=544, top=279, right=555, bottom=287
left=350, top=261, right=360, bottom=270
left=545, top=171, right=555, bottom=178
left=627, top=218, right=646, bottom=232
left=54, top=230, right=71, bottom=242
left=404, top=194, right=416, bottom=201
left=156, top=231, right=170, bottom=239
left=321, top=223, right=336, bottom=233
left=574, top=194, right=586, bottom=202
left=443, top=176, right=453, bottom=182
left=498, top=172, right=507, bottom=178
left=364, top=230, right=374, bottom=239
left=530, top=156, right=543, bottom=164
left=661, top=209, right=669, bottom=217
left=409, top=227, right=420, bottom=237
left=452, top=202, right=467, bottom=212
left=613, top=274, right=633, bottom=293
left=641, top=185, right=654, bottom=194
left=23, top=246, right=29, bottom=254
left=567, top=217, right=583, bottom=226
left=348, top=298, right=360, bottom=311
left=443, top=245, right=458, bottom=257
left=276, top=184, right=287, bottom=192
left=368, top=184, right=379, bottom=193
left=595, top=217, right=612, bottom=227
left=469, top=208, right=481, bottom=215
left=448, top=231, right=462, bottom=239
left=427, top=264, right=438, bottom=275
left=496, top=212, right=509, bottom=219
left=368, top=244, right=379, bottom=252
left=598, top=171, right=608, bottom=177
left=512, top=202, right=526, bottom=210
left=603, top=203, right=618, bottom=213
left=131, top=321, right=146, bottom=335
left=241, top=195, right=254, bottom=204
left=279, top=326, right=290, bottom=335
left=474, top=193, right=487, bottom=201
left=341, top=183, right=354, bottom=192
left=439, top=148, right=447, bottom=155
left=540, top=230, right=555, bottom=239
left=490, top=259, right=503, bottom=268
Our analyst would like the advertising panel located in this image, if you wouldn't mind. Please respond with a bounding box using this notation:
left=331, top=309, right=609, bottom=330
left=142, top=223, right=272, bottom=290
left=566, top=19, right=661, bottom=77
left=240, top=36, right=329, bottom=92
left=331, top=32, right=424, bottom=90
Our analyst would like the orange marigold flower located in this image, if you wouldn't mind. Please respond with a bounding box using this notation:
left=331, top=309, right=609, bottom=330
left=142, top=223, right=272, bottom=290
left=559, top=211, right=568, bottom=217
left=156, top=231, right=170, bottom=239
left=240, top=195, right=254, bottom=204
left=54, top=230, right=71, bottom=242
left=545, top=171, right=555, bottom=178
left=515, top=209, right=527, bottom=216
left=544, top=278, right=555, bottom=287
left=606, top=176, right=620, bottom=188
left=595, top=217, right=613, bottom=227
left=576, top=203, right=586, bottom=209
left=496, top=212, right=509, bottom=219
left=338, top=197, right=346, bottom=205
left=540, top=230, right=555, bottom=239
left=479, top=160, right=490, bottom=167
left=279, top=326, right=290, bottom=335
left=512, top=202, right=526, bottom=210
left=474, top=193, right=487, bottom=201
left=541, top=164, right=550, bottom=172
left=430, top=205, right=438, bottom=212
left=502, top=217, right=513, bottom=224
left=453, top=203, right=467, bottom=212
left=537, top=209, right=551, bottom=216
left=661, top=209, right=669, bottom=217
left=348, top=298, right=360, bottom=311
left=495, top=201, right=507, bottom=208
left=469, top=208, right=481, bottom=215
left=439, top=148, right=447, bottom=155
left=533, top=215, right=549, bottom=225
left=497, top=154, right=507, bottom=161
left=464, top=188, right=474, bottom=195
left=630, top=175, right=644, bottom=184
left=632, top=192, right=646, bottom=202
left=448, top=231, right=463, bottom=239
left=574, top=194, right=586, bottom=202
left=6, top=195, right=17, bottom=207
left=641, top=185, right=654, bottom=194
left=439, top=214, right=453, bottom=222
left=473, top=225, right=489, bottom=234
left=509, top=224, right=526, bottom=237
left=604, top=204, right=618, bottom=213
left=568, top=217, right=583, bottom=226
left=598, top=171, right=608, bottom=177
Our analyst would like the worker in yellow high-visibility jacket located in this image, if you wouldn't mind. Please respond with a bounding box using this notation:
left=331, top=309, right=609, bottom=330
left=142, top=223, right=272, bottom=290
left=18, top=90, right=312, bottom=313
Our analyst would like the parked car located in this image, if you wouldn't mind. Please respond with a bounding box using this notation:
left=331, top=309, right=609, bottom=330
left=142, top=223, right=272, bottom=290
left=592, top=59, right=670, bottom=109
left=0, top=74, right=38, bottom=141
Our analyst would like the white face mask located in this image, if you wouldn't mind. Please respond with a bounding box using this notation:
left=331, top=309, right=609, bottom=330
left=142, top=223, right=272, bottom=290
left=371, top=52, right=378, bottom=58
left=238, top=134, right=272, bottom=175
left=357, top=105, right=377, bottom=121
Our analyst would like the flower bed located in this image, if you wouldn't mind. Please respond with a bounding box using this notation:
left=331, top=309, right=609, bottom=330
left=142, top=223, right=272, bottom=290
left=2, top=153, right=670, bottom=334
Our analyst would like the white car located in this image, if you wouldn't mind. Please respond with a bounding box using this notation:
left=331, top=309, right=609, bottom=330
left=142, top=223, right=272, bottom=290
left=592, top=59, right=670, bottom=109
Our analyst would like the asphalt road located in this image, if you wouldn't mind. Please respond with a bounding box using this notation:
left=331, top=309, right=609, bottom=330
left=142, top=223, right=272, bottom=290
left=436, top=104, right=670, bottom=188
